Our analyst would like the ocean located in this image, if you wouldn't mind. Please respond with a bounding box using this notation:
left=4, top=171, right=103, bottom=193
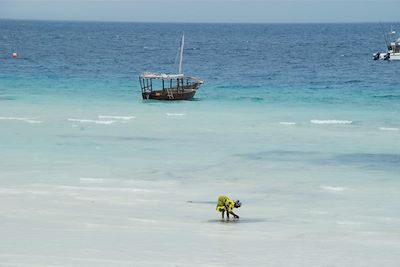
left=0, top=20, right=399, bottom=266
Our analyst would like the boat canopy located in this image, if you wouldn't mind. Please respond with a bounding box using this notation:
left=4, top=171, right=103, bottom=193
left=139, top=72, right=203, bottom=83
left=140, top=72, right=184, bottom=80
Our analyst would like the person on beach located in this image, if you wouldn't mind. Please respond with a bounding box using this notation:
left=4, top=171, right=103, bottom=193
left=216, top=195, right=241, bottom=220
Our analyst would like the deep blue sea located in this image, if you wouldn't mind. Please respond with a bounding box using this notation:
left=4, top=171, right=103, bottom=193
left=0, top=20, right=399, bottom=266
left=1, top=21, right=400, bottom=106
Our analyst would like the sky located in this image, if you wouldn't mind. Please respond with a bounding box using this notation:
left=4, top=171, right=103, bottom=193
left=0, top=0, right=399, bottom=23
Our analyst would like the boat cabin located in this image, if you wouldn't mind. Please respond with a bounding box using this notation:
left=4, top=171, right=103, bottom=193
left=388, top=38, right=400, bottom=53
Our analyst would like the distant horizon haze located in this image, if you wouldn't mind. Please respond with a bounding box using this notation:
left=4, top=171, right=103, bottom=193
left=0, top=0, right=399, bottom=24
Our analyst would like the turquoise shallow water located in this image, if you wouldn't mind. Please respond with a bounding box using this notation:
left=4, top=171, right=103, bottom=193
left=0, top=20, right=400, bottom=266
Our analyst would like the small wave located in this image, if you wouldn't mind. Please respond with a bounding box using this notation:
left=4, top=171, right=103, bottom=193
left=321, top=185, right=353, bottom=193
left=344, top=80, right=362, bottom=84
left=166, top=113, right=185, bottom=116
left=311, top=119, right=352, bottom=125
left=379, top=127, right=399, bottom=131
left=98, top=115, right=135, bottom=120
left=234, top=96, right=264, bottom=102
left=68, top=118, right=115, bottom=125
left=373, top=94, right=400, bottom=99
left=143, top=46, right=161, bottom=50
left=24, top=119, right=42, bottom=124
left=54, top=185, right=153, bottom=193
left=0, top=96, right=17, bottom=101
left=0, top=117, right=43, bottom=124
left=0, top=187, right=50, bottom=195
left=336, top=221, right=364, bottom=226
left=321, top=185, right=345, bottom=192
left=279, top=122, right=296, bottom=125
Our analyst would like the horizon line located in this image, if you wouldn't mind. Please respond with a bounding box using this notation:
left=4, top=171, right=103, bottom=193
left=1, top=18, right=399, bottom=25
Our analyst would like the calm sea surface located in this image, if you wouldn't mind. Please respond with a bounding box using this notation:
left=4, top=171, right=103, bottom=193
left=0, top=20, right=399, bottom=266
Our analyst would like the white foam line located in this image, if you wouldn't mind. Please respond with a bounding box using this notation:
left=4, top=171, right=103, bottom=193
left=53, top=185, right=153, bottom=193
left=321, top=185, right=353, bottom=193
left=0, top=117, right=43, bottom=124
left=336, top=221, right=365, bottom=226
left=379, top=127, right=399, bottom=131
left=68, top=118, right=115, bottom=125
left=279, top=121, right=296, bottom=125
left=321, top=186, right=345, bottom=192
left=166, top=113, right=185, bottom=116
left=98, top=115, right=135, bottom=120
left=0, top=188, right=50, bottom=195
left=25, top=120, right=43, bottom=124
left=0, top=254, right=139, bottom=265
left=0, top=116, right=29, bottom=121
left=311, top=119, right=352, bottom=125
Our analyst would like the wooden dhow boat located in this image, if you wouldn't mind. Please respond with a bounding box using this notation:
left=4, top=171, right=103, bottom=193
left=139, top=34, right=203, bottom=100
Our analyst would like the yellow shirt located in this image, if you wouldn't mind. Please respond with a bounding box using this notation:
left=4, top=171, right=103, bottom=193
left=216, top=195, right=235, bottom=213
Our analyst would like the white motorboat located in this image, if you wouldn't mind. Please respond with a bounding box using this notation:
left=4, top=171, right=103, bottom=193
left=373, top=28, right=400, bottom=61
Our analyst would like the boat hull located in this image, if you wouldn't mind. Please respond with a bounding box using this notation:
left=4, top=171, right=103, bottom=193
left=142, top=89, right=197, bottom=100
left=388, top=53, right=400, bottom=60
left=373, top=52, right=400, bottom=60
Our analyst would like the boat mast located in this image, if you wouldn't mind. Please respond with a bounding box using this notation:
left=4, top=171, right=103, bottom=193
left=379, top=23, right=389, bottom=49
left=178, top=33, right=185, bottom=74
